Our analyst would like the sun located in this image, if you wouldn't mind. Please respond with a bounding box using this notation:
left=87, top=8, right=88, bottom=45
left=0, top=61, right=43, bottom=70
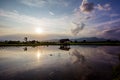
left=35, top=27, right=43, bottom=34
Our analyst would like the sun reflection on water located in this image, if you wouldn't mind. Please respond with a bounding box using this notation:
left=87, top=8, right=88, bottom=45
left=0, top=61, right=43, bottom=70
left=36, top=49, right=41, bottom=60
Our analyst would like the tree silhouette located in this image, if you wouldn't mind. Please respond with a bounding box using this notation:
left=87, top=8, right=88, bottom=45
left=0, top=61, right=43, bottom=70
left=83, top=40, right=86, bottom=43
left=24, top=37, right=28, bottom=42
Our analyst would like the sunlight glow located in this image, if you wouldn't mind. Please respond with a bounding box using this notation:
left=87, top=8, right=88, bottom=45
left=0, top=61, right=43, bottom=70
left=35, top=27, right=43, bottom=34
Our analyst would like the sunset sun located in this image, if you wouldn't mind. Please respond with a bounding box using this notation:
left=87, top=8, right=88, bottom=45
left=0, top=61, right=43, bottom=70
left=35, top=27, right=43, bottom=34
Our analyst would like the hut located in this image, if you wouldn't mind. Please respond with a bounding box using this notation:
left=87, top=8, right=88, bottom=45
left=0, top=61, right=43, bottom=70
left=59, top=39, right=70, bottom=44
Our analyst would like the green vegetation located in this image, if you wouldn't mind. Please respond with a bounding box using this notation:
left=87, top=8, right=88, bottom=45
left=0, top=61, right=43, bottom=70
left=70, top=42, right=120, bottom=45
left=0, top=37, right=120, bottom=46
left=0, top=40, right=120, bottom=46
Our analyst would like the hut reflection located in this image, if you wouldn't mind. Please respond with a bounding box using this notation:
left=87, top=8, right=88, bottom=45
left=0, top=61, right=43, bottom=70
left=59, top=45, right=70, bottom=51
left=23, top=47, right=27, bottom=51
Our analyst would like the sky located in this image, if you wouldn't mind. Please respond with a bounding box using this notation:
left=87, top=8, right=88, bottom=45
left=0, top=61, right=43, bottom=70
left=0, top=0, right=120, bottom=41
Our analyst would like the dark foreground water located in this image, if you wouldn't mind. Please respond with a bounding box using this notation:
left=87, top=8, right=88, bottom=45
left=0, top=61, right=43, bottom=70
left=0, top=46, right=120, bottom=80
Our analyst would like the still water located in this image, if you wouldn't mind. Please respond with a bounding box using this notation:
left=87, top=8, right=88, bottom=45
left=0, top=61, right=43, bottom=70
left=0, top=46, right=120, bottom=80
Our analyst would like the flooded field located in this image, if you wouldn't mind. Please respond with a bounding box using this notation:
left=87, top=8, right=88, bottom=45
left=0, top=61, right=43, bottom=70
left=0, top=46, right=120, bottom=80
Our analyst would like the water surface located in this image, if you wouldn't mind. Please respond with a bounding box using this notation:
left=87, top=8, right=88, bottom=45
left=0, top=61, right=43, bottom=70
left=0, top=46, right=120, bottom=80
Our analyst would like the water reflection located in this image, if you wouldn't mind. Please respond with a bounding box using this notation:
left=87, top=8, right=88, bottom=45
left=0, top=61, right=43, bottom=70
left=37, top=49, right=41, bottom=60
left=0, top=46, right=120, bottom=80
left=72, top=49, right=85, bottom=64
left=59, top=45, right=70, bottom=51
left=119, top=54, right=120, bottom=61
left=23, top=47, right=27, bottom=51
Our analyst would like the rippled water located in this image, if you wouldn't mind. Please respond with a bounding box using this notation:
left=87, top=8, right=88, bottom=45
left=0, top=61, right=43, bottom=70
left=0, top=46, right=120, bottom=80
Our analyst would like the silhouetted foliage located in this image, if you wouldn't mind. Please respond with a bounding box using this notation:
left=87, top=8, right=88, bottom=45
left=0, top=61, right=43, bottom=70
left=59, top=39, right=70, bottom=45
left=83, top=40, right=86, bottom=42
left=7, top=41, right=20, bottom=44
left=107, top=39, right=111, bottom=42
left=0, top=38, right=120, bottom=46
left=74, top=40, right=78, bottom=43
left=24, top=37, right=28, bottom=42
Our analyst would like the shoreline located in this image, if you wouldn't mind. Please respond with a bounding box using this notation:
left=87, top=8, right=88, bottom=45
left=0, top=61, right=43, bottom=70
left=0, top=43, right=120, bottom=46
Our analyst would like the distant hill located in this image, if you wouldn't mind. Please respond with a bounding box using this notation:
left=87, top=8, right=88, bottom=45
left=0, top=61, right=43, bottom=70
left=44, top=39, right=60, bottom=42
left=71, top=37, right=107, bottom=42
left=45, top=37, right=108, bottom=42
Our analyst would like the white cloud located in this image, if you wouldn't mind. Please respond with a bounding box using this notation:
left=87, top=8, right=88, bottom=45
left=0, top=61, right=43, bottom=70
left=0, top=9, right=71, bottom=34
left=94, top=18, right=120, bottom=28
left=95, top=4, right=111, bottom=11
left=110, top=13, right=120, bottom=17
left=72, top=18, right=120, bottom=38
left=49, top=11, right=54, bottom=15
left=71, top=2, right=120, bottom=37
left=21, top=0, right=46, bottom=7
left=80, top=0, right=94, bottom=13
left=79, top=0, right=111, bottom=14
left=20, top=0, right=69, bottom=7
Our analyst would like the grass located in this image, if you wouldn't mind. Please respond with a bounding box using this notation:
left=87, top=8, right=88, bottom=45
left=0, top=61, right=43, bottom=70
left=0, top=42, right=120, bottom=46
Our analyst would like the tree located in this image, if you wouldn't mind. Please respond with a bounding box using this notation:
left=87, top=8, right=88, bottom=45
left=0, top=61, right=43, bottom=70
left=24, top=37, right=28, bottom=42
left=83, top=40, right=86, bottom=43
left=74, top=40, right=78, bottom=43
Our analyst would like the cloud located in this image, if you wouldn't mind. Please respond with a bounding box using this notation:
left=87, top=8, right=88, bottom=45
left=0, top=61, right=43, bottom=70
left=91, top=18, right=120, bottom=40
left=49, top=11, right=54, bottom=16
left=80, top=0, right=111, bottom=14
left=72, top=49, right=85, bottom=64
left=21, top=0, right=46, bottom=7
left=95, top=4, right=111, bottom=11
left=71, top=0, right=119, bottom=40
left=110, top=13, right=120, bottom=17
left=0, top=9, right=40, bottom=25
left=71, top=22, right=85, bottom=35
left=71, top=0, right=94, bottom=36
left=70, top=18, right=120, bottom=39
left=0, top=9, right=68, bottom=26
left=71, top=1, right=113, bottom=37
left=85, top=16, right=91, bottom=19
left=20, top=0, right=69, bottom=7
left=94, top=18, right=120, bottom=28
left=0, top=9, right=72, bottom=35
left=100, top=27, right=120, bottom=40
left=80, top=0, right=94, bottom=13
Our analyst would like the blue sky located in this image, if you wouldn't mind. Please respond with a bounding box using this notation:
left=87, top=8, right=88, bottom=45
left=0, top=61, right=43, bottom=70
left=0, top=0, right=120, bottom=40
